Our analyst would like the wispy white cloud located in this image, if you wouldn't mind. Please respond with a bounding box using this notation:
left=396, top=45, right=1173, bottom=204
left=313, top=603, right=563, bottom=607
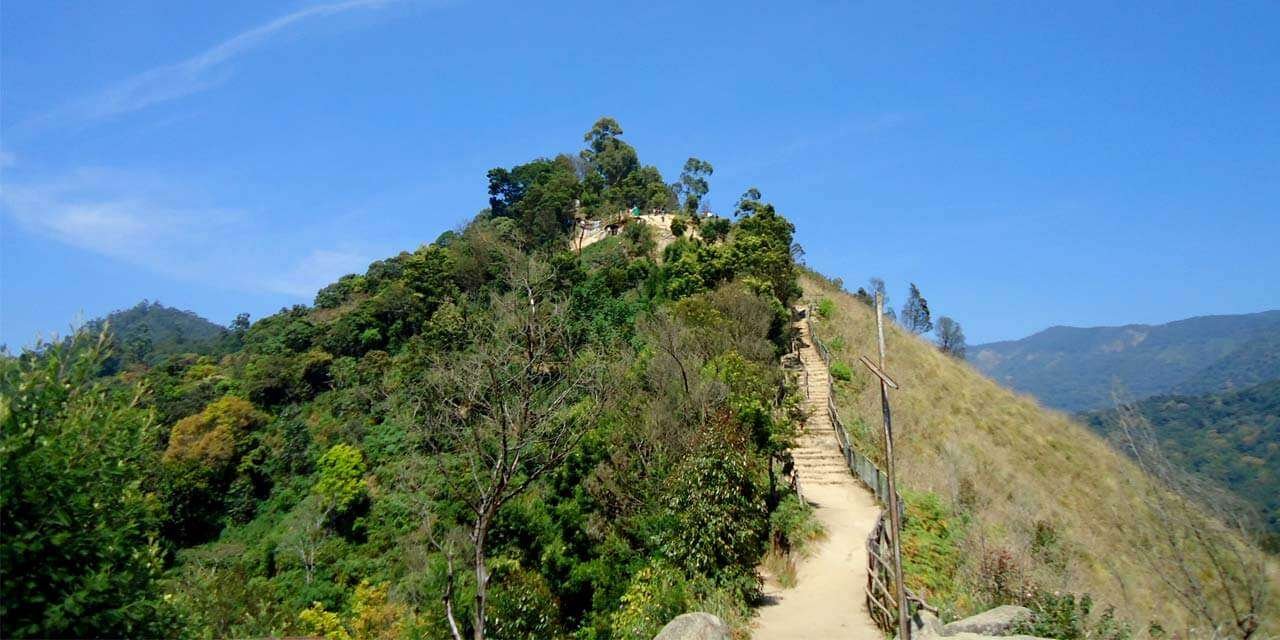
left=263, top=248, right=373, bottom=297
left=26, top=0, right=400, bottom=129
left=0, top=169, right=373, bottom=299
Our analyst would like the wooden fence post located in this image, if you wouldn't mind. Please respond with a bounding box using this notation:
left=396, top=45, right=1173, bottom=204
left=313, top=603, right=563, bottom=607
left=867, top=292, right=910, bottom=640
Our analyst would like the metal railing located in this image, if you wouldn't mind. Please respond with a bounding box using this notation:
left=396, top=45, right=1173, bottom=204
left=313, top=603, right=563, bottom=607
left=798, top=306, right=935, bottom=632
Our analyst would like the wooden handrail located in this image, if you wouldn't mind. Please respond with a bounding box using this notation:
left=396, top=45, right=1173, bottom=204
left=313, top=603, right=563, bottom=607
left=801, top=305, right=937, bottom=632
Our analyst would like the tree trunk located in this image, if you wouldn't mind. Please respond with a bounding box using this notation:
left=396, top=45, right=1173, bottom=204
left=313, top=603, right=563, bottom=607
left=472, top=519, right=490, bottom=640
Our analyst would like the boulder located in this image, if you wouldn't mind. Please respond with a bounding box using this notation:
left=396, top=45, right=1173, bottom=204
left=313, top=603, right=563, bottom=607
left=903, top=606, right=1049, bottom=640
left=942, top=605, right=1034, bottom=636
left=653, top=612, right=731, bottom=640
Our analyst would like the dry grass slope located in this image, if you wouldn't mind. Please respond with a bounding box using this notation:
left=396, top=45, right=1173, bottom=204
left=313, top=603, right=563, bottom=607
left=799, top=270, right=1279, bottom=636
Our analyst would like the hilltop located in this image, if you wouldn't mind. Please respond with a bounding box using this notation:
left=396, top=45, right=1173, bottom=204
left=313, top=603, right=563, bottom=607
left=969, top=311, right=1280, bottom=411
left=79, top=301, right=236, bottom=371
left=800, top=271, right=1278, bottom=636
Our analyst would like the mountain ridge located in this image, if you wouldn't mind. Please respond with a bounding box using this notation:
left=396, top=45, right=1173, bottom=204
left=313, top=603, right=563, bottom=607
left=969, top=309, right=1280, bottom=410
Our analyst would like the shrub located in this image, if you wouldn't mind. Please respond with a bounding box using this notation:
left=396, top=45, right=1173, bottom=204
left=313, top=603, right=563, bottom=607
left=669, top=217, right=687, bottom=237
left=610, top=562, right=689, bottom=640
left=488, top=563, right=563, bottom=640
left=816, top=298, right=835, bottom=319
left=770, top=493, right=825, bottom=555
left=830, top=361, right=853, bottom=382
left=1015, top=592, right=1131, bottom=640
left=900, top=491, right=963, bottom=607
left=1, top=333, right=179, bottom=637
left=658, top=437, right=768, bottom=580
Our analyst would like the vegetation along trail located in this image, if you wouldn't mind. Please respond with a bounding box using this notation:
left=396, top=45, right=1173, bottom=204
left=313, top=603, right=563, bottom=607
left=753, top=314, right=884, bottom=640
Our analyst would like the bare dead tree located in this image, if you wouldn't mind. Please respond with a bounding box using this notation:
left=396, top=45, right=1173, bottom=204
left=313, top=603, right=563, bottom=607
left=409, top=257, right=605, bottom=640
left=1107, top=398, right=1269, bottom=639
left=643, top=307, right=692, bottom=396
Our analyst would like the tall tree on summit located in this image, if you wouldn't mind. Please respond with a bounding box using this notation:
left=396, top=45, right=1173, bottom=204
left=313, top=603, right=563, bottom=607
left=900, top=283, right=933, bottom=334
left=580, top=117, right=639, bottom=187
left=677, top=157, right=713, bottom=215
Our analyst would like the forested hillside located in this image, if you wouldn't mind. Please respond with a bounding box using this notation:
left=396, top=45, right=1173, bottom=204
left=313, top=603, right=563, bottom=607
left=969, top=311, right=1280, bottom=410
left=1, top=119, right=817, bottom=639
left=801, top=273, right=1278, bottom=638
left=80, top=301, right=238, bottom=372
left=1082, top=380, right=1280, bottom=550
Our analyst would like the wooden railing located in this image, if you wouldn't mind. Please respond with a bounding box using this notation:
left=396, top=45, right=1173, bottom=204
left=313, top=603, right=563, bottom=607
left=800, top=307, right=935, bottom=632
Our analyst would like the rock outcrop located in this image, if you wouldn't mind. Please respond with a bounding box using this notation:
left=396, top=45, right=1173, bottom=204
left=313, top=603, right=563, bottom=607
left=653, top=612, right=731, bottom=640
left=942, top=606, right=1034, bottom=636
left=905, top=607, right=1050, bottom=640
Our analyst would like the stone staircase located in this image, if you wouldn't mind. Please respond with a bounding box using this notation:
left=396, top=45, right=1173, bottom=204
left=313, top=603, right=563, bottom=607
left=791, top=327, right=849, bottom=487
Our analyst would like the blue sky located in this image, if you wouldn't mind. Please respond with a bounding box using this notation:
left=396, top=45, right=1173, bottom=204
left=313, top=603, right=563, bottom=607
left=2, top=0, right=1278, bottom=348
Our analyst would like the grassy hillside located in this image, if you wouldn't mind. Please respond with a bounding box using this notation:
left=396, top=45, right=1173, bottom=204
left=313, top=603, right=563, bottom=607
left=1082, top=380, right=1280, bottom=548
left=968, top=311, right=1280, bottom=411
left=800, top=270, right=1279, bottom=636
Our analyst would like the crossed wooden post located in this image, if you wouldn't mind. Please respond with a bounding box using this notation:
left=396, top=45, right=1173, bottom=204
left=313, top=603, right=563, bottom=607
left=860, top=292, right=911, bottom=640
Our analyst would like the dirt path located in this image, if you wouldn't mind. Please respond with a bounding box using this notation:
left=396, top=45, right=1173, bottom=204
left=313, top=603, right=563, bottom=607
left=752, top=317, right=884, bottom=640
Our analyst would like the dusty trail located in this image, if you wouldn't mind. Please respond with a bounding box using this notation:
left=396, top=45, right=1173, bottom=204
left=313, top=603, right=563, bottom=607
left=752, top=317, right=884, bottom=640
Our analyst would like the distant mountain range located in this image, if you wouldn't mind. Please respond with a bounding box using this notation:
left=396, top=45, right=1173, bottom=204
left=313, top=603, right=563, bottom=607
left=969, top=310, right=1280, bottom=411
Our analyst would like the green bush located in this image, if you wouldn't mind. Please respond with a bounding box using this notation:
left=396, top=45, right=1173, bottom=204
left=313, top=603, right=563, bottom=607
left=830, top=361, right=853, bottom=382
left=816, top=298, right=835, bottom=319
left=770, top=493, right=824, bottom=555
left=609, top=562, right=689, bottom=640
left=669, top=217, right=687, bottom=237
left=658, top=440, right=768, bottom=579
left=900, top=491, right=963, bottom=608
left=1, top=332, right=179, bottom=637
left=1015, top=592, right=1131, bottom=640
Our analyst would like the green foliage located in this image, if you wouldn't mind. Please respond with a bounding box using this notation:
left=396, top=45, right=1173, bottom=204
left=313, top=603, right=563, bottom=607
left=657, top=431, right=768, bottom=581
left=829, top=361, right=853, bottom=382
left=313, top=444, right=366, bottom=513
left=816, top=298, right=835, bottom=319
left=677, top=157, right=713, bottom=214
left=727, top=198, right=799, bottom=306
left=699, top=217, right=731, bottom=244
left=78, top=301, right=234, bottom=371
left=609, top=562, right=689, bottom=640
left=487, top=562, right=563, bottom=640
left=2, top=117, right=805, bottom=640
left=1015, top=592, right=1131, bottom=640
left=769, top=493, right=824, bottom=555
left=900, top=491, right=963, bottom=609
left=669, top=216, right=687, bottom=237
left=1082, top=380, right=1280, bottom=545
left=1, top=331, right=177, bottom=637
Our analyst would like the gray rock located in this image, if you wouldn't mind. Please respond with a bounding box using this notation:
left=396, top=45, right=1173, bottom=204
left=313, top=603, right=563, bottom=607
left=653, top=612, right=731, bottom=640
left=903, top=606, right=1050, bottom=640
left=942, top=605, right=1034, bottom=636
